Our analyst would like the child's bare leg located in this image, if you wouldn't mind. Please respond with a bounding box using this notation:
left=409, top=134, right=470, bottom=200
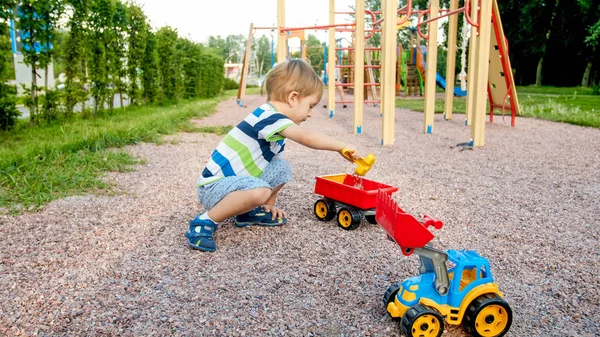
left=261, top=184, right=287, bottom=220
left=207, top=187, right=271, bottom=222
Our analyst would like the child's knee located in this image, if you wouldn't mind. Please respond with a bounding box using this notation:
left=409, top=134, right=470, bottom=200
left=249, top=187, right=272, bottom=205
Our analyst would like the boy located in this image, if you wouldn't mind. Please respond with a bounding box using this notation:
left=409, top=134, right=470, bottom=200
left=187, top=59, right=359, bottom=252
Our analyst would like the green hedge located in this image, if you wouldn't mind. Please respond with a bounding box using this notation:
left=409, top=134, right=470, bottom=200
left=199, top=53, right=224, bottom=98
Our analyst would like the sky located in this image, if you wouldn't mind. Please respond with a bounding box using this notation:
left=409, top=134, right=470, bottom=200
left=137, top=0, right=357, bottom=44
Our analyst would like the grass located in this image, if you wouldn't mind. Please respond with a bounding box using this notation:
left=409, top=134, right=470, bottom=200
left=395, top=86, right=600, bottom=128
left=0, top=91, right=238, bottom=213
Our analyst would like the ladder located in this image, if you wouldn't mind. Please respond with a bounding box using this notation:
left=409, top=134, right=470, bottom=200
left=365, top=49, right=379, bottom=104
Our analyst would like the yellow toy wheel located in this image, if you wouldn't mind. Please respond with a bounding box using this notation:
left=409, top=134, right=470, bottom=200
left=336, top=207, right=362, bottom=230
left=462, top=293, right=512, bottom=337
left=314, top=199, right=336, bottom=221
left=401, top=303, right=444, bottom=337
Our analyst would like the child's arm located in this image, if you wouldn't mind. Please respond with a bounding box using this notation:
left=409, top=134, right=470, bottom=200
left=278, top=125, right=358, bottom=161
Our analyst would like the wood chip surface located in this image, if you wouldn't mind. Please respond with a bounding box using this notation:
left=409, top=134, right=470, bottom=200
left=1, top=93, right=599, bottom=336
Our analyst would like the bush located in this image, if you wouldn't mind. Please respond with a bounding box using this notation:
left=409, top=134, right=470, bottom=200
left=0, top=83, right=19, bottom=131
left=223, top=77, right=239, bottom=90
left=199, top=53, right=224, bottom=98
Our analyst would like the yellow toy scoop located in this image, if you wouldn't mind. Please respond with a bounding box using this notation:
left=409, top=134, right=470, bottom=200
left=342, top=148, right=376, bottom=176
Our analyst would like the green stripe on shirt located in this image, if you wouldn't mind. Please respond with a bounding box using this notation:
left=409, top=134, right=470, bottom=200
left=265, top=122, right=296, bottom=142
left=222, top=135, right=264, bottom=177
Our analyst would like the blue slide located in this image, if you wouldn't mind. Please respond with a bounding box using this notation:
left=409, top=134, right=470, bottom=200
left=435, top=72, right=467, bottom=97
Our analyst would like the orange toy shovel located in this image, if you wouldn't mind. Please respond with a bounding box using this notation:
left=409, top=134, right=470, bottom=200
left=342, top=148, right=376, bottom=176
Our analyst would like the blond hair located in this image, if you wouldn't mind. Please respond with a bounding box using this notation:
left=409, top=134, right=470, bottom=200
left=265, top=59, right=323, bottom=103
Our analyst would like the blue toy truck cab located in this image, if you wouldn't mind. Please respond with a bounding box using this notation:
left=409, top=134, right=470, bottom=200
left=384, top=248, right=512, bottom=337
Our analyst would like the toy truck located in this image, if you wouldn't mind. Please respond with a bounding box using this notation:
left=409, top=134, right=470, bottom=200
left=376, top=190, right=512, bottom=337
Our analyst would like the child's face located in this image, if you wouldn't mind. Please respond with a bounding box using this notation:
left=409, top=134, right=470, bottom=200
left=287, top=92, right=321, bottom=125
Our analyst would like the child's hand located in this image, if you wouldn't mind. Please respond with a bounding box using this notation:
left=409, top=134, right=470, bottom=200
left=340, top=147, right=359, bottom=163
left=262, top=204, right=288, bottom=220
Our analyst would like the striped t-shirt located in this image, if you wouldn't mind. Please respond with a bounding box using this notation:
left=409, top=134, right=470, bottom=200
left=197, top=103, right=296, bottom=187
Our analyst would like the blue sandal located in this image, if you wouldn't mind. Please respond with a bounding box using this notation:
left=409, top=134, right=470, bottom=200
left=185, top=217, right=218, bottom=252
left=234, top=207, right=287, bottom=227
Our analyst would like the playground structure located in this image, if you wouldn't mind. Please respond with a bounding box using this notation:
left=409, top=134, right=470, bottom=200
left=377, top=190, right=512, bottom=337
left=264, top=0, right=521, bottom=147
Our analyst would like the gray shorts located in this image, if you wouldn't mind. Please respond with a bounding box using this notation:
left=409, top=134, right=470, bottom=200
left=197, top=158, right=292, bottom=210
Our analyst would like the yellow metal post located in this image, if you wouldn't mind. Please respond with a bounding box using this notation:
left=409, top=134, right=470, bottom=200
left=328, top=0, right=336, bottom=118
left=470, top=0, right=493, bottom=147
left=237, top=23, right=254, bottom=106
left=444, top=0, right=458, bottom=120
left=381, top=0, right=396, bottom=145
left=465, top=0, right=478, bottom=126
left=380, top=0, right=387, bottom=118
left=354, top=0, right=365, bottom=134
left=423, top=0, right=439, bottom=134
left=277, top=0, right=287, bottom=63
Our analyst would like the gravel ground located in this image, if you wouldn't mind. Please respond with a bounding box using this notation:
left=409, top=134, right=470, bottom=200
left=1, top=93, right=599, bottom=337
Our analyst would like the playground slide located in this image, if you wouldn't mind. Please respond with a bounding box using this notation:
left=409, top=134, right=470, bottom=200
left=435, top=72, right=467, bottom=97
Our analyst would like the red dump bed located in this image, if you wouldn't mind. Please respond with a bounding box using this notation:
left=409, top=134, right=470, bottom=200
left=375, top=190, right=443, bottom=256
left=314, top=174, right=398, bottom=210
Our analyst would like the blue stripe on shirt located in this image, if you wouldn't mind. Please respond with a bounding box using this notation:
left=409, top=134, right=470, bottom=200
left=212, top=150, right=235, bottom=177
left=252, top=107, right=265, bottom=117
left=237, top=121, right=277, bottom=161
left=254, top=113, right=289, bottom=133
left=202, top=167, right=214, bottom=178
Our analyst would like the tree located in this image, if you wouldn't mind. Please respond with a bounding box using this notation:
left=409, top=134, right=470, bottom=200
left=141, top=30, right=159, bottom=103
left=111, top=0, right=127, bottom=109
left=254, top=35, right=271, bottom=76
left=88, top=0, right=114, bottom=114
left=0, top=0, right=19, bottom=131
left=156, top=26, right=178, bottom=101
left=208, top=34, right=244, bottom=63
left=178, top=38, right=203, bottom=99
left=305, top=34, right=324, bottom=75
left=125, top=3, right=147, bottom=106
left=64, top=0, right=90, bottom=116
left=17, top=0, right=46, bottom=124
left=581, top=1, right=600, bottom=87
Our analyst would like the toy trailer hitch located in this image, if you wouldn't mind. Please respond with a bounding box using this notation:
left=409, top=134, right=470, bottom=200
left=414, top=245, right=450, bottom=296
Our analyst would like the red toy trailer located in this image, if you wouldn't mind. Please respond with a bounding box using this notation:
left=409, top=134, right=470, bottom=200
left=313, top=174, right=398, bottom=230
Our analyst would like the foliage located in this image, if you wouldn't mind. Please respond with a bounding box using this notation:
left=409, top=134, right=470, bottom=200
left=156, top=26, right=179, bottom=101
left=306, top=34, right=324, bottom=75
left=0, top=83, right=19, bottom=131
left=125, top=3, right=147, bottom=106
left=0, top=97, right=221, bottom=212
left=110, top=0, right=128, bottom=109
left=16, top=0, right=43, bottom=124
left=88, top=0, right=114, bottom=114
left=0, top=0, right=19, bottom=131
left=254, top=35, right=272, bottom=76
left=39, top=87, right=62, bottom=122
left=141, top=30, right=159, bottom=103
left=178, top=38, right=203, bottom=99
left=223, top=77, right=239, bottom=90
left=586, top=19, right=600, bottom=48
left=207, top=34, right=245, bottom=63
left=199, top=52, right=224, bottom=98
left=64, top=0, right=90, bottom=117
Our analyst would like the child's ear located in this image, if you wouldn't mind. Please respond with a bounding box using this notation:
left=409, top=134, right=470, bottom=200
left=287, top=91, right=299, bottom=106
